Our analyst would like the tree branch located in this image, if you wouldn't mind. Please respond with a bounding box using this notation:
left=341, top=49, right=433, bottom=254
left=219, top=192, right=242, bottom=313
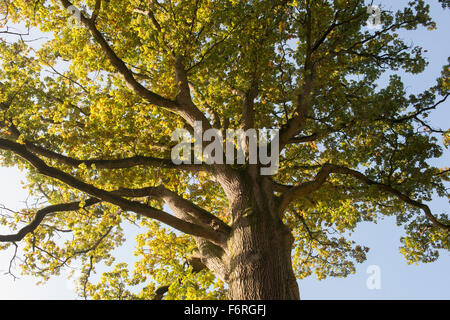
left=0, top=198, right=100, bottom=242
left=241, top=81, right=259, bottom=132
left=174, top=55, right=212, bottom=129
left=0, top=138, right=226, bottom=245
left=280, top=163, right=450, bottom=231
left=279, top=164, right=333, bottom=211
left=327, top=164, right=450, bottom=231
left=114, top=186, right=231, bottom=236
left=4, top=125, right=207, bottom=172
left=278, top=0, right=315, bottom=150
left=59, top=0, right=210, bottom=129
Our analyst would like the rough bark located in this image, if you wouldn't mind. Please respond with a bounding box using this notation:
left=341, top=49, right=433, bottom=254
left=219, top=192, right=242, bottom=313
left=201, top=169, right=301, bottom=300
left=225, top=213, right=300, bottom=300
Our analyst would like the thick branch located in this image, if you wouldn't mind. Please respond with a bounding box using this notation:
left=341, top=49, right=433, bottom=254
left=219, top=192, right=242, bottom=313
left=5, top=123, right=207, bottom=172
left=25, top=140, right=204, bottom=171
left=0, top=138, right=226, bottom=245
left=59, top=0, right=210, bottom=129
left=0, top=198, right=100, bottom=242
left=114, top=186, right=231, bottom=236
left=327, top=164, right=450, bottom=231
left=280, top=163, right=450, bottom=231
left=279, top=164, right=333, bottom=211
left=174, top=56, right=213, bottom=129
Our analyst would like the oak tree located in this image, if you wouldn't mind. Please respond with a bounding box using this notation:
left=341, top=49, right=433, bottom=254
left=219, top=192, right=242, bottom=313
left=0, top=0, right=449, bottom=299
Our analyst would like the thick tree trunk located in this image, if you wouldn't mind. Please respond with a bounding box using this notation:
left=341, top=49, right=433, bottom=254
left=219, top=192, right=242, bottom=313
left=210, top=170, right=300, bottom=300
left=192, top=168, right=300, bottom=299
left=225, top=214, right=300, bottom=300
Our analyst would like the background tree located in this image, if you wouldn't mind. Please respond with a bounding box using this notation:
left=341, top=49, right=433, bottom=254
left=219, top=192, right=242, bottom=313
left=0, top=0, right=448, bottom=300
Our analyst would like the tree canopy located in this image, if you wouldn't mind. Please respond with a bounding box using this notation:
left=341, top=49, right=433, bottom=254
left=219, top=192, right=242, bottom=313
left=0, top=0, right=448, bottom=299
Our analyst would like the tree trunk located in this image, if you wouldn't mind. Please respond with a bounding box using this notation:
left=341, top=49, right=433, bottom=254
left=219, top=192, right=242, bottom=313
left=224, top=212, right=300, bottom=300
left=193, top=169, right=300, bottom=300
left=212, top=171, right=300, bottom=300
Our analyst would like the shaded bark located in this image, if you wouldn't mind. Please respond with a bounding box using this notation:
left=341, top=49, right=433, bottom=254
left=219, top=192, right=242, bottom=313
left=203, top=170, right=301, bottom=300
left=225, top=213, right=300, bottom=300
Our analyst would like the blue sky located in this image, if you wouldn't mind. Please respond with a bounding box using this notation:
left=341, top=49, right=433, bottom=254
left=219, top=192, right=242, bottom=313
left=0, top=0, right=449, bottom=299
